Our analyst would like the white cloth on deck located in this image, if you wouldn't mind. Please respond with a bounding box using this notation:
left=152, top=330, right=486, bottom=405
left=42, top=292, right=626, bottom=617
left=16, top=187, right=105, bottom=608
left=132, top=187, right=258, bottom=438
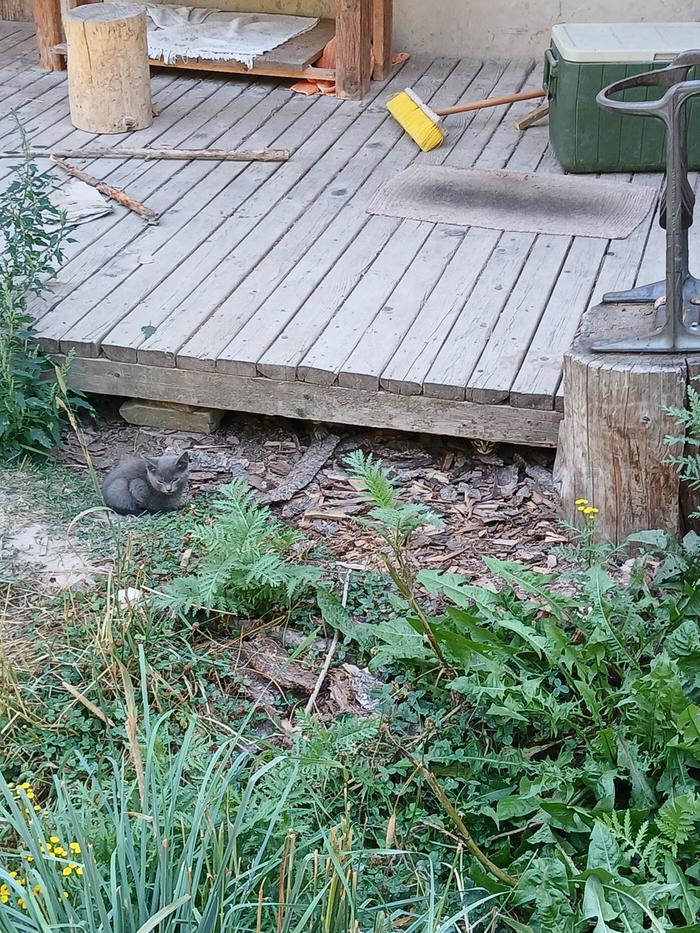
left=144, top=3, right=319, bottom=68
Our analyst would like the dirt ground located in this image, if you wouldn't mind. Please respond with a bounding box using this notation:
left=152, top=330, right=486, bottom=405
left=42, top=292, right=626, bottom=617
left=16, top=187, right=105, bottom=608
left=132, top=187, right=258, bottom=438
left=54, top=398, right=563, bottom=582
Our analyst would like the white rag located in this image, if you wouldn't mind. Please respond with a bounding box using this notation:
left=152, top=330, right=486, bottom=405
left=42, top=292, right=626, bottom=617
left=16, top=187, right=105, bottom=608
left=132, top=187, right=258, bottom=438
left=144, top=4, right=320, bottom=68
left=50, top=179, right=112, bottom=227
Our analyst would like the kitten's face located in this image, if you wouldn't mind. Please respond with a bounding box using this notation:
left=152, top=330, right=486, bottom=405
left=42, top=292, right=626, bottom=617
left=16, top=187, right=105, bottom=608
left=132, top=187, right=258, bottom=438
left=143, top=452, right=189, bottom=496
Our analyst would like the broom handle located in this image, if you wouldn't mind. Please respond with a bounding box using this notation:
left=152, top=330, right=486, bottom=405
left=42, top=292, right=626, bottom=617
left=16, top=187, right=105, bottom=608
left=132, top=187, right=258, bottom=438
left=435, top=89, right=545, bottom=117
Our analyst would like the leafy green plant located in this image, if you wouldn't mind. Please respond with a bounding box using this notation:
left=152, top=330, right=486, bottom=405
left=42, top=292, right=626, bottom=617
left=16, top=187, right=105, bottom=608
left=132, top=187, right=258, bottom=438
left=0, top=121, right=90, bottom=460
left=161, top=479, right=321, bottom=619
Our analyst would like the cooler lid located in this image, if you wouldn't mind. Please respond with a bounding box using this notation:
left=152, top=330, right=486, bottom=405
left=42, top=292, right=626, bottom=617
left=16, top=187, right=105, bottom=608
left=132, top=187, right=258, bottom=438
left=551, top=22, right=700, bottom=62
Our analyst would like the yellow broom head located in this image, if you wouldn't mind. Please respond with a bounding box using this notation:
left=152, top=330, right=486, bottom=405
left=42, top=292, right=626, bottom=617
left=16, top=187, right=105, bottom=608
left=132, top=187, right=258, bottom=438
left=387, top=88, right=444, bottom=152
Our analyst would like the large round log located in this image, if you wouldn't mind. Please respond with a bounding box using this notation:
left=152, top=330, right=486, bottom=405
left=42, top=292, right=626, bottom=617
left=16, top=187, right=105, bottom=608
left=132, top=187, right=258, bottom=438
left=64, top=3, right=152, bottom=134
left=554, top=301, right=698, bottom=544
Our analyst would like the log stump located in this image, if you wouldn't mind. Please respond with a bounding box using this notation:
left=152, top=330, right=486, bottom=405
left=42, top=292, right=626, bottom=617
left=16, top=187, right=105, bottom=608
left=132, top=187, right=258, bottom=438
left=554, top=301, right=700, bottom=544
left=64, top=3, right=152, bottom=134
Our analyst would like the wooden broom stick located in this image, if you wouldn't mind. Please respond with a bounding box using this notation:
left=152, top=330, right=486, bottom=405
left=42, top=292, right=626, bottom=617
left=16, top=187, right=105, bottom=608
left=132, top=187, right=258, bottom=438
left=49, top=157, right=160, bottom=225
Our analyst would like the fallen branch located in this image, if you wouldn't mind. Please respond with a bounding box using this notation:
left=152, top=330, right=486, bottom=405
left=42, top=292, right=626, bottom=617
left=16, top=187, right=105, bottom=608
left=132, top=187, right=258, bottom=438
left=50, top=157, right=160, bottom=224
left=3, top=146, right=290, bottom=162
left=260, top=433, right=340, bottom=504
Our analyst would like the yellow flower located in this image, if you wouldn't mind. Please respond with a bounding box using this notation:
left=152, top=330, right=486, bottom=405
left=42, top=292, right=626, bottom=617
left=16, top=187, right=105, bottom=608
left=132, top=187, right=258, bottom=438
left=19, top=783, right=30, bottom=790
left=53, top=847, right=67, bottom=857
left=25, top=855, right=34, bottom=863
left=62, top=866, right=72, bottom=877
left=69, top=843, right=81, bottom=855
left=33, top=884, right=41, bottom=896
left=575, top=498, right=588, bottom=505
left=0, top=894, right=7, bottom=905
left=7, top=783, right=15, bottom=789
left=17, top=898, right=26, bottom=910
left=10, top=872, right=17, bottom=879
left=33, top=805, right=41, bottom=812
left=62, top=891, right=69, bottom=899
left=25, top=790, right=35, bottom=800
left=76, top=867, right=83, bottom=877
left=49, top=836, right=59, bottom=844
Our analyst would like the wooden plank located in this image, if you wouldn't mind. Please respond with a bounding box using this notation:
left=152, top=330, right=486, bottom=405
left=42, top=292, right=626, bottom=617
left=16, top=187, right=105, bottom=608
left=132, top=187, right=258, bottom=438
left=214, top=57, right=482, bottom=380
left=66, top=92, right=325, bottom=357
left=97, top=66, right=408, bottom=364
left=251, top=58, right=493, bottom=383
left=333, top=226, right=463, bottom=390
left=0, top=71, right=185, bottom=186
left=257, top=18, right=335, bottom=67
left=422, top=231, right=533, bottom=399
left=134, top=56, right=435, bottom=369
left=258, top=61, right=516, bottom=387
left=297, top=220, right=432, bottom=384
left=371, top=0, right=392, bottom=81
left=299, top=60, right=540, bottom=385
left=335, top=0, right=370, bottom=101
left=0, top=0, right=31, bottom=18
left=465, top=235, right=571, bottom=404
left=36, top=82, right=310, bottom=351
left=31, top=0, right=63, bottom=69
left=21, top=72, right=243, bottom=294
left=60, top=356, right=563, bottom=448
left=381, top=62, right=546, bottom=397
left=509, top=235, right=607, bottom=409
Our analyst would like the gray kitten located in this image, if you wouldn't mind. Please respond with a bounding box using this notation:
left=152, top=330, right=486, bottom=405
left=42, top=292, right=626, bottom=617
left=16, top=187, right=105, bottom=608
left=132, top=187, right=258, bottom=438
left=102, top=451, right=189, bottom=516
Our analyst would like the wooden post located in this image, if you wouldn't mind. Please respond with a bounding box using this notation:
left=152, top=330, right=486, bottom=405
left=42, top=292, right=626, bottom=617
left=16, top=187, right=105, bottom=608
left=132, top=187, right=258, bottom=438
left=335, top=0, right=371, bottom=101
left=31, top=0, right=65, bottom=70
left=371, top=0, right=392, bottom=81
left=64, top=3, right=152, bottom=134
left=553, top=301, right=697, bottom=544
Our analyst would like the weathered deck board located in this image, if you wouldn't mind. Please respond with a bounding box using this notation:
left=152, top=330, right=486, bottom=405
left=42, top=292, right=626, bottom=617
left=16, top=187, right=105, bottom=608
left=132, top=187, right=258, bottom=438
left=2, top=26, right=673, bottom=447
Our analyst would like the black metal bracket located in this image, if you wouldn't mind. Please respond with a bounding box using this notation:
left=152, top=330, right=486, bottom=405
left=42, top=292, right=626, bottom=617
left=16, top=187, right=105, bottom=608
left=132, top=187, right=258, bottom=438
left=593, top=50, right=700, bottom=352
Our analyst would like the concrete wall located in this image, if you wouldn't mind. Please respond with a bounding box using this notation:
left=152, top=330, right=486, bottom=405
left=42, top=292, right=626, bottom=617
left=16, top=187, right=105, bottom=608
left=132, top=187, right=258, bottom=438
left=188, top=0, right=700, bottom=58
left=18, top=0, right=700, bottom=58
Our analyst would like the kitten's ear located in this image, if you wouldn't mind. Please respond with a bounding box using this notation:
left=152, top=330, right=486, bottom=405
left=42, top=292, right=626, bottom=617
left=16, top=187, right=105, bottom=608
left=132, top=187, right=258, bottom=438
left=142, top=455, right=159, bottom=469
left=176, top=451, right=189, bottom=468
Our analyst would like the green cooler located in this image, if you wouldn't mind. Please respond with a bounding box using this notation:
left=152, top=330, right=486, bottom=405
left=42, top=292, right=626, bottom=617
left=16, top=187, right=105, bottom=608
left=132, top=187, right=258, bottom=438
left=545, top=22, right=700, bottom=172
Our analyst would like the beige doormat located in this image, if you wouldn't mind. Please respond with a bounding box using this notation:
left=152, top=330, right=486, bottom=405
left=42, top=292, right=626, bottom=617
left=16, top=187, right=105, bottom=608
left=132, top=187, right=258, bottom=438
left=366, top=165, right=658, bottom=240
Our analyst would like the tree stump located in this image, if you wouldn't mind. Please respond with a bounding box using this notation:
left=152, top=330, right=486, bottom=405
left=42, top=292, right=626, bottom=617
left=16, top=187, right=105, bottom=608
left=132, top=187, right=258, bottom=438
left=554, top=301, right=700, bottom=544
left=64, top=3, right=152, bottom=134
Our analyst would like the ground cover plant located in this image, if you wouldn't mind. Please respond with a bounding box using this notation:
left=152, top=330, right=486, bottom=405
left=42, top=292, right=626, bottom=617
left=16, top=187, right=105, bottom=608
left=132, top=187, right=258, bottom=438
left=2, top=440, right=700, bottom=931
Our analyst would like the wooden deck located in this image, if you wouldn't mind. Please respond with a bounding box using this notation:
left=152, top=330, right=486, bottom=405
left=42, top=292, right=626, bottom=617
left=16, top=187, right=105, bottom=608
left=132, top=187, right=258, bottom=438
left=1, top=22, right=672, bottom=447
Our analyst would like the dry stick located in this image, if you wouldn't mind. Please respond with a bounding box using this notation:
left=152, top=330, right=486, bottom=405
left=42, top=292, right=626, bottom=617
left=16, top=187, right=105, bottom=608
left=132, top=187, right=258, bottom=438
left=303, top=569, right=351, bottom=715
left=2, top=146, right=291, bottom=162
left=49, top=156, right=160, bottom=224
left=385, top=730, right=518, bottom=888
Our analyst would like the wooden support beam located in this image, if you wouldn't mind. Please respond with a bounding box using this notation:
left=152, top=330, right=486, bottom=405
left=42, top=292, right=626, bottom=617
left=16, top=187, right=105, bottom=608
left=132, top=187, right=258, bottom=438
left=56, top=356, right=563, bottom=448
left=335, top=0, right=371, bottom=101
left=371, top=0, right=392, bottom=81
left=31, top=0, right=65, bottom=70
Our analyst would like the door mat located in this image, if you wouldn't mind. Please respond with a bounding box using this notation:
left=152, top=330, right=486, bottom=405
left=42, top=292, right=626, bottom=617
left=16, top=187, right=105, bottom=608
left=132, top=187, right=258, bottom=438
left=366, top=165, right=658, bottom=240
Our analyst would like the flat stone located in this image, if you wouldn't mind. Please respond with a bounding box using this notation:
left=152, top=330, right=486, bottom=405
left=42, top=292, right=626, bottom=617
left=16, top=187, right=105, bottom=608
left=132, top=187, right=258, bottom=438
left=119, top=398, right=224, bottom=433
